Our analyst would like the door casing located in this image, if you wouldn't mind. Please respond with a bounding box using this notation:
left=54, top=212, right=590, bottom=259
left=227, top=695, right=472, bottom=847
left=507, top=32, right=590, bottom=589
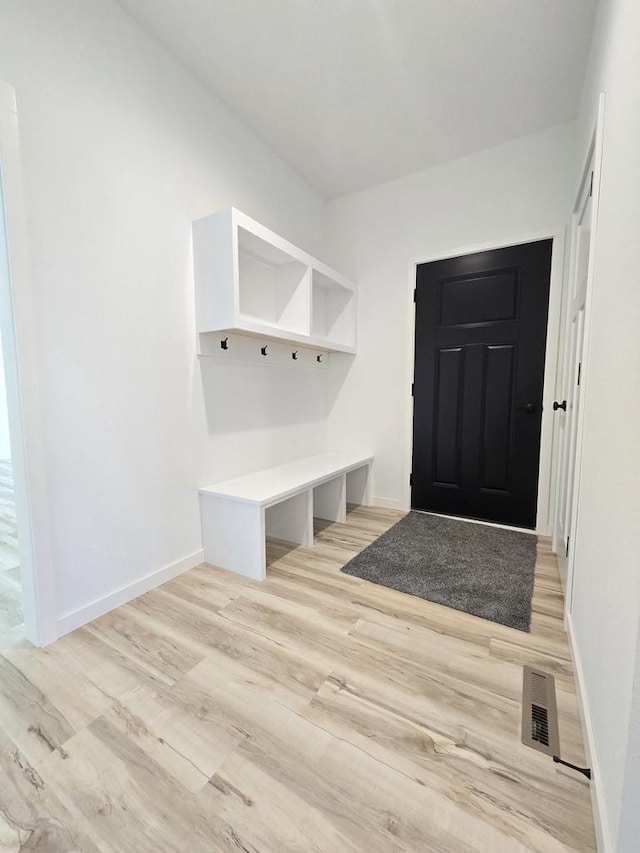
left=403, top=228, right=567, bottom=533
left=0, top=79, right=57, bottom=645
left=411, top=240, right=553, bottom=528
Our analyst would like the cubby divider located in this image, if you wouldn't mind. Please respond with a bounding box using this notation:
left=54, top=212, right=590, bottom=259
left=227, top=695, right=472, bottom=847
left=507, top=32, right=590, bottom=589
left=313, top=475, right=347, bottom=523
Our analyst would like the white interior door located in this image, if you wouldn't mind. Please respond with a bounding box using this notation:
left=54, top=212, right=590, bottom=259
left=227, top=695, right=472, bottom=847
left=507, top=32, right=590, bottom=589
left=552, top=99, right=604, bottom=605
left=555, top=180, right=591, bottom=588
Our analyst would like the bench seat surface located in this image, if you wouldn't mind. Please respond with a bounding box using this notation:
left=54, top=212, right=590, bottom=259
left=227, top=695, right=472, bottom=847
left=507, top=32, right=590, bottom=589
left=199, top=451, right=372, bottom=506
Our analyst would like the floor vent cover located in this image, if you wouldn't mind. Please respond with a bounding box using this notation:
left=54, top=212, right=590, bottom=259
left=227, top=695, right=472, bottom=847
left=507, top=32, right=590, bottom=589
left=521, top=665, right=560, bottom=756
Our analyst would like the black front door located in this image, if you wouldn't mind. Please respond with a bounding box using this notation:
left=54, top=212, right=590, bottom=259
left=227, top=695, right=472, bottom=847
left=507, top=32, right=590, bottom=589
left=411, top=239, right=552, bottom=528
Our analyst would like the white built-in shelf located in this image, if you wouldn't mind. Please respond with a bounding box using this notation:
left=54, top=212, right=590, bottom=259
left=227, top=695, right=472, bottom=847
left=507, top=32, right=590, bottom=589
left=199, top=452, right=373, bottom=579
left=193, top=207, right=357, bottom=354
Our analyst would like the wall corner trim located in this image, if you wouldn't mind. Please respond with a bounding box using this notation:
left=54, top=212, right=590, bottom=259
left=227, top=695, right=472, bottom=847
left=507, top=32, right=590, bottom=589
left=566, top=612, right=614, bottom=853
left=55, top=549, right=205, bottom=639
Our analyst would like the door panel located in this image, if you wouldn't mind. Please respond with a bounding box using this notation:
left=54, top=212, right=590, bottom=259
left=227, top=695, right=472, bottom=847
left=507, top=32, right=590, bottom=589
left=439, top=271, right=518, bottom=326
left=412, top=240, right=553, bottom=528
left=433, top=347, right=463, bottom=485
left=482, top=344, right=515, bottom=492
left=555, top=181, right=592, bottom=589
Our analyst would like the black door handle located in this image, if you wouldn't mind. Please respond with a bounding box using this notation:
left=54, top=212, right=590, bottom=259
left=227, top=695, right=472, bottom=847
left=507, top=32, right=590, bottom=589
left=553, top=400, right=567, bottom=412
left=516, top=402, right=537, bottom=414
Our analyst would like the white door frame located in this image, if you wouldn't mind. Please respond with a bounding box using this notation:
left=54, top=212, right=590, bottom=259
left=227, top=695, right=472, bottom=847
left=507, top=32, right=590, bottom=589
left=0, top=80, right=57, bottom=645
left=552, top=95, right=605, bottom=616
left=403, top=227, right=567, bottom=533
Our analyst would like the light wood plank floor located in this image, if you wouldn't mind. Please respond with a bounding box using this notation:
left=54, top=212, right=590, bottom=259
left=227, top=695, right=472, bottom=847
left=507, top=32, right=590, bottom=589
left=0, top=506, right=595, bottom=851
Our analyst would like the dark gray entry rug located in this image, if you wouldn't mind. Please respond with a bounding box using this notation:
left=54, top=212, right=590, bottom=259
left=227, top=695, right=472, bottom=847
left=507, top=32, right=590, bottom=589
left=341, top=512, right=537, bottom=631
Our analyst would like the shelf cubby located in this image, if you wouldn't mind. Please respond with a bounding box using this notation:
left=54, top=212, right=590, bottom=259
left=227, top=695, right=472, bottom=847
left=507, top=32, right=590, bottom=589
left=311, top=270, right=356, bottom=350
left=193, top=207, right=357, bottom=353
left=237, top=227, right=310, bottom=335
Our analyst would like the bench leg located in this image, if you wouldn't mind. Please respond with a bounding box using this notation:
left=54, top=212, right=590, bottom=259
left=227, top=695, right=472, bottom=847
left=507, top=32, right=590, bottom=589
left=313, top=474, right=346, bottom=523
left=200, top=495, right=265, bottom=580
left=346, top=463, right=373, bottom=508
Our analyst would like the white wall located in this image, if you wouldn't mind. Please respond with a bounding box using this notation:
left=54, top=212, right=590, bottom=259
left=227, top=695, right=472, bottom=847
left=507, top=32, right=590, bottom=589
left=324, top=123, right=577, bottom=516
left=0, top=0, right=327, bottom=630
left=568, top=1, right=640, bottom=849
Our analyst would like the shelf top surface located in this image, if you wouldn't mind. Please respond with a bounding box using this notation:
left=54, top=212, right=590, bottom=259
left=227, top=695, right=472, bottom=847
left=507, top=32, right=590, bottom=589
left=228, top=207, right=356, bottom=291
left=199, top=451, right=372, bottom=505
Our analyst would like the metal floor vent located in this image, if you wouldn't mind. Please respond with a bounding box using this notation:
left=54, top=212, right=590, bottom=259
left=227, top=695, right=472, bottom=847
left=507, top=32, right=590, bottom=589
left=521, top=665, right=560, bottom=756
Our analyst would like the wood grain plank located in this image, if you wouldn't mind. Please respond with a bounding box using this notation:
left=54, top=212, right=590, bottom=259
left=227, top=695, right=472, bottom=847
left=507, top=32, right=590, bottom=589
left=0, top=505, right=595, bottom=851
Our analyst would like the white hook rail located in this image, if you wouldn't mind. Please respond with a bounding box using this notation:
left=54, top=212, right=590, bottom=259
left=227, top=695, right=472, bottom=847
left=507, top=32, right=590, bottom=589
left=197, top=332, right=328, bottom=369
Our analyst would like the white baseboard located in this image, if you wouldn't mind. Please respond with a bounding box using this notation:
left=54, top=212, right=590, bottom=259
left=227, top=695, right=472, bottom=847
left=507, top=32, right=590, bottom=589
left=371, top=495, right=406, bottom=510
left=566, top=613, right=613, bottom=853
left=56, top=549, right=205, bottom=639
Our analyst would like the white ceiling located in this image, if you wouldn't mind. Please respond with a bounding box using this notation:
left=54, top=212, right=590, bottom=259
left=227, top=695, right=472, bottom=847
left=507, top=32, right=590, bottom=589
left=116, top=0, right=598, bottom=199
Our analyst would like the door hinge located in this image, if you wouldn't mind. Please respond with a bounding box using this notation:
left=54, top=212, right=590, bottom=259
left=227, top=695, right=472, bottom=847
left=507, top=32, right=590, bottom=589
left=566, top=536, right=570, bottom=558
left=577, top=362, right=582, bottom=386
left=589, top=171, right=594, bottom=198
left=411, top=382, right=415, bottom=397
left=413, top=288, right=418, bottom=303
left=409, top=473, right=413, bottom=487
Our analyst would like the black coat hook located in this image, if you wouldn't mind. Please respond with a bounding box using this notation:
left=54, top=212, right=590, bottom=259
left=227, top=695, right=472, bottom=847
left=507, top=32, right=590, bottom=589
left=316, top=354, right=323, bottom=363
left=220, top=337, right=229, bottom=350
left=292, top=351, right=299, bottom=360
left=260, top=344, right=268, bottom=356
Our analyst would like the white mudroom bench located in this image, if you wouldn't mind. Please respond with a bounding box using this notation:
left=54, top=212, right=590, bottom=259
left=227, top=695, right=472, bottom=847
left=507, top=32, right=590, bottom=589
left=199, top=451, right=373, bottom=580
